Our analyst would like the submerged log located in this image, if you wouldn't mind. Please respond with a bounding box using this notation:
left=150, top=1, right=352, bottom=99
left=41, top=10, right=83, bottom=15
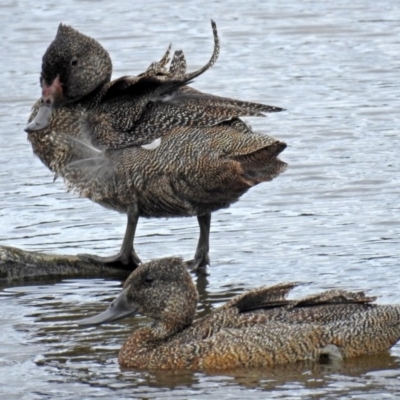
left=0, top=245, right=130, bottom=283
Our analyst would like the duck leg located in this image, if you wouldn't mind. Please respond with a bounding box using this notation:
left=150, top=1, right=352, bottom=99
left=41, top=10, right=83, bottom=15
left=79, top=204, right=141, bottom=270
left=187, top=213, right=211, bottom=274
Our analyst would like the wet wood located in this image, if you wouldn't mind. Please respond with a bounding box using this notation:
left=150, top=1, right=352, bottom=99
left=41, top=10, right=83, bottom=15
left=0, top=245, right=130, bottom=283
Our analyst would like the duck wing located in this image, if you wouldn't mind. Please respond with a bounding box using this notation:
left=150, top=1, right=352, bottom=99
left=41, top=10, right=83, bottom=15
left=222, top=282, right=299, bottom=312
left=92, top=20, right=283, bottom=149
left=221, top=283, right=376, bottom=314
left=289, top=289, right=377, bottom=308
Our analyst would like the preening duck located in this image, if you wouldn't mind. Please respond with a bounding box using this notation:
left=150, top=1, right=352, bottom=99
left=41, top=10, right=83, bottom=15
left=26, top=21, right=286, bottom=272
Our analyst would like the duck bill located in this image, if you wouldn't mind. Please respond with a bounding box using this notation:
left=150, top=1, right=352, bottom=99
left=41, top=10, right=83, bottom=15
left=25, top=102, right=53, bottom=132
left=25, top=75, right=64, bottom=132
left=78, top=289, right=138, bottom=326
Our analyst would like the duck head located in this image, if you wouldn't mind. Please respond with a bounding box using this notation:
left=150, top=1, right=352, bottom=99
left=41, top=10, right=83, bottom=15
left=79, top=257, right=199, bottom=334
left=26, top=24, right=112, bottom=132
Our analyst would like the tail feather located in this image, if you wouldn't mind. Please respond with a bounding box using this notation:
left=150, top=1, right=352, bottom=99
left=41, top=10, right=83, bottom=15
left=227, top=141, right=287, bottom=185
left=223, top=282, right=300, bottom=312
left=169, top=50, right=187, bottom=77
left=180, top=20, right=220, bottom=83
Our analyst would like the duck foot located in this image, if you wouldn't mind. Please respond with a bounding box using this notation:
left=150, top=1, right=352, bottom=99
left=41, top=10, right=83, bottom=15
left=78, top=252, right=141, bottom=271
left=185, top=257, right=210, bottom=276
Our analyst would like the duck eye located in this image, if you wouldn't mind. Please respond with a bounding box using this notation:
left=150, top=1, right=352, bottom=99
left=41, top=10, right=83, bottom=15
left=143, top=274, right=154, bottom=285
left=71, top=57, right=78, bottom=66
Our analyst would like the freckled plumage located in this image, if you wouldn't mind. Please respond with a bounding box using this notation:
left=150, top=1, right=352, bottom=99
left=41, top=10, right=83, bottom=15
left=79, top=257, right=400, bottom=371
left=26, top=22, right=286, bottom=271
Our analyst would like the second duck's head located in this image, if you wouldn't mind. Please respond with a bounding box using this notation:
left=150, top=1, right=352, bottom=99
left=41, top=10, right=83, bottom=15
left=79, top=257, right=199, bottom=334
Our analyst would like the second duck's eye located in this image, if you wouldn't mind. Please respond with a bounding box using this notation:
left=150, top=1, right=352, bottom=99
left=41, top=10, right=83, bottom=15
left=143, top=274, right=154, bottom=285
left=70, top=57, right=78, bottom=66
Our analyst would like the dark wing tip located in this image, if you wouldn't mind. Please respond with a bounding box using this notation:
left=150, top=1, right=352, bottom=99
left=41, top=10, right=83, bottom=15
left=266, top=106, right=285, bottom=113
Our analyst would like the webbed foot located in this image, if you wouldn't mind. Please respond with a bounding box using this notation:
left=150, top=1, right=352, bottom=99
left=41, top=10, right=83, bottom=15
left=78, top=251, right=141, bottom=271
left=185, top=255, right=210, bottom=275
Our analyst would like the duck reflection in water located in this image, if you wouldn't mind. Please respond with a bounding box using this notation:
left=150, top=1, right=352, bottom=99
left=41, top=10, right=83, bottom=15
left=78, top=257, right=400, bottom=371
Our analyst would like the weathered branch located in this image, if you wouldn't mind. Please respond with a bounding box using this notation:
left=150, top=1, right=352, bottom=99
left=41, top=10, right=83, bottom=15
left=0, top=245, right=130, bottom=283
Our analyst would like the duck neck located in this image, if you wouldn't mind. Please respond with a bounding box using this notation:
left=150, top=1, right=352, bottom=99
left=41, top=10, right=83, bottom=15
left=147, top=295, right=198, bottom=344
left=139, top=318, right=192, bottom=345
left=118, top=318, right=194, bottom=369
left=119, top=289, right=198, bottom=368
left=78, top=81, right=108, bottom=108
left=153, top=276, right=199, bottom=341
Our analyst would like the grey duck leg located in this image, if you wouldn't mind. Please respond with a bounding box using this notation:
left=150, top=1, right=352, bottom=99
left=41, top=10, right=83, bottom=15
left=187, top=213, right=211, bottom=273
left=79, top=204, right=141, bottom=270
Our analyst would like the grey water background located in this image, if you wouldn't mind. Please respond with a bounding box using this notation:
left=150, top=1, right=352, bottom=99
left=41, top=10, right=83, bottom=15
left=1, top=0, right=400, bottom=398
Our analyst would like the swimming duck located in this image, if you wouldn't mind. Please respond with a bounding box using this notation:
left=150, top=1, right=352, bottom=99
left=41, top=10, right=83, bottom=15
left=25, top=22, right=286, bottom=272
left=79, top=257, right=400, bottom=370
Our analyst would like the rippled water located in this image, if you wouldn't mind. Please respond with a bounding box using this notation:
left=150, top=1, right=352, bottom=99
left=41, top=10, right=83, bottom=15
left=1, top=0, right=400, bottom=398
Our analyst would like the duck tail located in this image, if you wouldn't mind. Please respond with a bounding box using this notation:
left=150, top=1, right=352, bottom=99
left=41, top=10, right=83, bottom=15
left=231, top=141, right=287, bottom=184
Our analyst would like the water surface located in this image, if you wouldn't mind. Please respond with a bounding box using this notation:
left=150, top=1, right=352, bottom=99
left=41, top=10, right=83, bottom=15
left=1, top=0, right=400, bottom=398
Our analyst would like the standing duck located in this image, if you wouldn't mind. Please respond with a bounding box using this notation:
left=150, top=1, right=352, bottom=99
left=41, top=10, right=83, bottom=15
left=25, top=22, right=286, bottom=272
left=79, top=257, right=400, bottom=370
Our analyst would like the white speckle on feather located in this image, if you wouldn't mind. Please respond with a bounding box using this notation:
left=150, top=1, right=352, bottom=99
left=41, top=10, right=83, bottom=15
left=142, top=138, right=161, bottom=150
left=159, top=93, right=176, bottom=102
